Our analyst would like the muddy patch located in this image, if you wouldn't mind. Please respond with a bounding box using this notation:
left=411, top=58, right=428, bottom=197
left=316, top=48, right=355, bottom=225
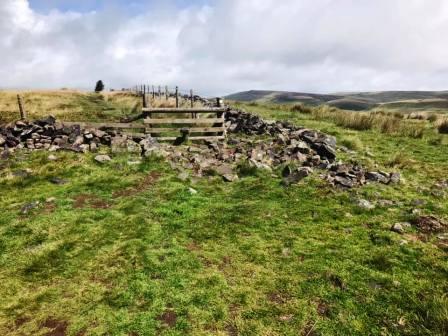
left=327, top=273, right=347, bottom=290
left=14, top=316, right=30, bottom=328
left=73, top=194, right=111, bottom=209
left=186, top=241, right=201, bottom=252
left=113, top=171, right=161, bottom=198
left=40, top=318, right=68, bottom=336
left=317, top=300, right=330, bottom=317
left=267, top=292, right=290, bottom=305
left=157, top=310, right=177, bottom=328
left=225, top=324, right=238, bottom=336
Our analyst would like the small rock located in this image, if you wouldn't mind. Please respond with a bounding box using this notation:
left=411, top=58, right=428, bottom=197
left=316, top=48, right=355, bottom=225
left=89, top=142, right=98, bottom=152
left=282, top=167, right=313, bottom=186
left=46, top=197, right=56, bottom=203
left=391, top=223, right=405, bottom=234
left=73, top=135, right=84, bottom=146
left=188, top=187, right=198, bottom=195
left=389, top=172, right=401, bottom=184
left=20, top=201, right=40, bottom=215
left=126, top=140, right=142, bottom=153
left=95, top=155, right=111, bottom=163
left=357, top=199, right=375, bottom=210
left=178, top=171, right=189, bottom=181
left=223, top=174, right=239, bottom=182
left=48, top=145, right=60, bottom=152
left=79, top=144, right=90, bottom=153
left=50, top=177, right=68, bottom=185
left=333, top=175, right=354, bottom=188
left=48, top=154, right=58, bottom=161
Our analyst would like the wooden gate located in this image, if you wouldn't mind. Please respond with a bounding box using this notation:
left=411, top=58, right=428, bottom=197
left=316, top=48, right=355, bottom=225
left=143, top=107, right=226, bottom=141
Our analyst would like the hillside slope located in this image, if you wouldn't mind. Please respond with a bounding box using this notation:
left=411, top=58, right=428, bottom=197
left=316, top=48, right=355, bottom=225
left=226, top=90, right=448, bottom=111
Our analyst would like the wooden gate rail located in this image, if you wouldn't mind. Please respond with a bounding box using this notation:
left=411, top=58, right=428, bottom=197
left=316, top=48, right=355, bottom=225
left=142, top=107, right=226, bottom=114
left=60, top=122, right=145, bottom=129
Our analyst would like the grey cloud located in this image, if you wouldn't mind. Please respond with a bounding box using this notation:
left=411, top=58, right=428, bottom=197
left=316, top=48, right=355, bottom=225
left=0, top=0, right=447, bottom=95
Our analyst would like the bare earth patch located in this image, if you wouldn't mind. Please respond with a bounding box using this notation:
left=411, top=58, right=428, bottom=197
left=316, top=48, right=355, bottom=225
left=157, top=310, right=177, bottom=328
left=40, top=318, right=68, bottom=336
left=73, top=194, right=111, bottom=209
left=113, top=171, right=161, bottom=197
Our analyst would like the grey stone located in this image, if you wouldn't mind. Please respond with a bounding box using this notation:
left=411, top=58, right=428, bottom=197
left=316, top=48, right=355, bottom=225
left=20, top=201, right=40, bottom=215
left=89, top=142, right=98, bottom=152
left=73, top=135, right=84, bottom=146
left=50, top=177, right=68, bottom=185
left=126, top=140, right=142, bottom=153
left=178, top=171, right=189, bottom=181
left=389, top=173, right=401, bottom=184
left=391, top=223, right=405, bottom=234
left=223, top=173, right=239, bottom=182
left=188, top=187, right=198, bottom=195
left=391, top=222, right=410, bottom=234
left=95, top=154, right=112, bottom=163
left=334, top=176, right=354, bottom=188
left=48, top=154, right=58, bottom=161
left=79, top=144, right=90, bottom=153
left=48, top=145, right=60, bottom=152
left=357, top=199, right=375, bottom=210
left=366, top=172, right=389, bottom=184
left=282, top=167, right=313, bottom=186
left=111, top=136, right=128, bottom=153
left=214, top=164, right=234, bottom=177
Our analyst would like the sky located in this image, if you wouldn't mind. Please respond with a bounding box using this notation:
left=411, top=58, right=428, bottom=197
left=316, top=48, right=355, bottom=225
left=1, top=0, right=448, bottom=96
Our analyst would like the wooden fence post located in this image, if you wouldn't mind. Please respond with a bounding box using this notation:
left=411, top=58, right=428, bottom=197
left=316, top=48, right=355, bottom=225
left=165, top=86, right=169, bottom=100
left=17, top=95, right=27, bottom=120
left=158, top=86, right=161, bottom=98
left=142, top=92, right=147, bottom=108
left=152, top=86, right=155, bottom=99
left=175, top=86, right=179, bottom=108
left=190, top=89, right=195, bottom=118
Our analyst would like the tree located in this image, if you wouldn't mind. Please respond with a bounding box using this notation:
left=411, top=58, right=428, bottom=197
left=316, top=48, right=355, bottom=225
left=95, top=80, right=104, bottom=93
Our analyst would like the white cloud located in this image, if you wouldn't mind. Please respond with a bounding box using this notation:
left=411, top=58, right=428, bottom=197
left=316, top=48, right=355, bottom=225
left=0, top=0, right=447, bottom=95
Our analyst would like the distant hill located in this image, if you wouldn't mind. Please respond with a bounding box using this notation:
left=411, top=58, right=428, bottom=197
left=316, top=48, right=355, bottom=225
left=226, top=90, right=448, bottom=111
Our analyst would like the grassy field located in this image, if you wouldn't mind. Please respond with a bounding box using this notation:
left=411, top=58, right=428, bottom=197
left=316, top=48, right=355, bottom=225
left=0, top=90, right=201, bottom=124
left=0, top=94, right=448, bottom=335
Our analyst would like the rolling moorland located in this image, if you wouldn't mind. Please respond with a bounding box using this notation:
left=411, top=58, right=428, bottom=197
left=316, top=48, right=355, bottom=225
left=226, top=90, right=448, bottom=112
left=0, top=90, right=448, bottom=335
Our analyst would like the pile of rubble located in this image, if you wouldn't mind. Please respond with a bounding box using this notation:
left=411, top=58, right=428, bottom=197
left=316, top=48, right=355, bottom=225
left=0, top=110, right=400, bottom=188
left=0, top=116, right=113, bottom=153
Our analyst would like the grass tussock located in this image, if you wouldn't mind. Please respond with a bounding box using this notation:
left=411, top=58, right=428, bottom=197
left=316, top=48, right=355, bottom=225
left=340, top=135, right=363, bottom=151
left=437, top=119, right=448, bottom=134
left=290, top=103, right=313, bottom=114
left=291, top=105, right=430, bottom=139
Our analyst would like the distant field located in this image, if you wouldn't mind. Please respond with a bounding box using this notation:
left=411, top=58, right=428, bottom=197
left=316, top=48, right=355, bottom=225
left=226, top=90, right=448, bottom=112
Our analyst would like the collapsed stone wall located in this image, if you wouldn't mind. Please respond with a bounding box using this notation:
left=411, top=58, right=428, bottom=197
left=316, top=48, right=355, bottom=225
left=0, top=109, right=400, bottom=188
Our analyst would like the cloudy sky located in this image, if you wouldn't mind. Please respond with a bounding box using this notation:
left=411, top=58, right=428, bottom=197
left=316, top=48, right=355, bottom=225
left=1, top=0, right=447, bottom=95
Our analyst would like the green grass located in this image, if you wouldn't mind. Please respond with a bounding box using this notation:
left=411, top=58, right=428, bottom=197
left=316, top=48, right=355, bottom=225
left=1, top=100, right=448, bottom=335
